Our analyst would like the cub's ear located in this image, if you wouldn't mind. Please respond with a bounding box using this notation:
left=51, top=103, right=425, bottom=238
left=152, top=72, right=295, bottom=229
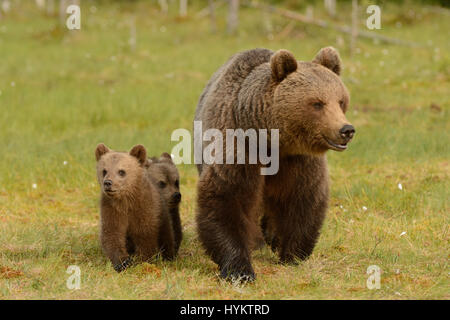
left=95, top=143, right=110, bottom=161
left=313, top=47, right=341, bottom=75
left=159, top=152, right=173, bottom=163
left=144, top=158, right=152, bottom=169
left=129, top=144, right=147, bottom=165
left=270, top=49, right=297, bottom=82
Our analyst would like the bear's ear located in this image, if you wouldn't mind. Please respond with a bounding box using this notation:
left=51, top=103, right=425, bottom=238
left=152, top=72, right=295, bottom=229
left=312, top=47, right=341, bottom=75
left=95, top=143, right=110, bottom=161
left=160, top=152, right=173, bottom=163
left=144, top=158, right=152, bottom=169
left=270, top=49, right=298, bottom=82
left=129, top=144, right=147, bottom=165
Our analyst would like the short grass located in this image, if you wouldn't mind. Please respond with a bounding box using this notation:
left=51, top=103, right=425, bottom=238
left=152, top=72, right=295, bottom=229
left=0, top=1, right=448, bottom=299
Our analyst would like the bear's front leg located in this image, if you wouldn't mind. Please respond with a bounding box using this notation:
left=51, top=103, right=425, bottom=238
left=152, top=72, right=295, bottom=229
left=264, top=155, right=329, bottom=263
left=100, top=214, right=131, bottom=273
left=196, top=164, right=262, bottom=282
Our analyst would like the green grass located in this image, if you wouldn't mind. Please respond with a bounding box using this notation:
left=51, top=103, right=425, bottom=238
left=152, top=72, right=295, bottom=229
left=0, top=1, right=448, bottom=299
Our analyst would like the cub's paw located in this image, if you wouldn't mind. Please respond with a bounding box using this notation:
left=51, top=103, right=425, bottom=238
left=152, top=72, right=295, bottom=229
left=113, top=257, right=132, bottom=273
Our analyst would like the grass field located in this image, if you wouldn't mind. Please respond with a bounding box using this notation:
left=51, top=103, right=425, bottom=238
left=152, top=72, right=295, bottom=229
left=0, top=1, right=448, bottom=299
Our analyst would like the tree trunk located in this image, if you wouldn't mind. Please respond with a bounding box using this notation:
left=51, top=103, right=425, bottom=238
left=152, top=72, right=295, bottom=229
left=158, top=0, right=168, bottom=15
left=179, top=0, right=188, bottom=17
left=227, top=0, right=239, bottom=34
left=47, top=0, right=55, bottom=15
left=1, top=0, right=11, bottom=15
left=59, top=0, right=68, bottom=25
left=351, top=0, right=358, bottom=56
left=324, top=0, right=336, bottom=17
left=36, top=0, right=46, bottom=9
left=209, top=0, right=216, bottom=33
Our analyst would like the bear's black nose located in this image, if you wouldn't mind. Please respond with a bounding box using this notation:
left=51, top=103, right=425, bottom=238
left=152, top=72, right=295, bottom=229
left=104, top=180, right=113, bottom=189
left=172, top=192, right=181, bottom=202
left=339, top=124, right=355, bottom=141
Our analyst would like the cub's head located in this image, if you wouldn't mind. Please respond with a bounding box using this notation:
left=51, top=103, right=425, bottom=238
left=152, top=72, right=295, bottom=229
left=270, top=47, right=355, bottom=155
left=95, top=143, right=147, bottom=198
left=147, top=153, right=181, bottom=207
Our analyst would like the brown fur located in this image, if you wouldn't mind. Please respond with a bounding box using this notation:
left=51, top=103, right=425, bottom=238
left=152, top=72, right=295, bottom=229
left=95, top=144, right=176, bottom=272
left=146, top=153, right=183, bottom=254
left=194, top=47, right=354, bottom=281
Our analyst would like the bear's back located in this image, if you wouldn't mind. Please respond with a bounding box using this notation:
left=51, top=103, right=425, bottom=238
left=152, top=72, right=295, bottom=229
left=195, top=48, right=273, bottom=130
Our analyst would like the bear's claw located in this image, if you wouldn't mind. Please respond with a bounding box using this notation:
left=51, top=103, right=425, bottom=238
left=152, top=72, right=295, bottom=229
left=220, top=268, right=256, bottom=283
left=113, top=257, right=132, bottom=273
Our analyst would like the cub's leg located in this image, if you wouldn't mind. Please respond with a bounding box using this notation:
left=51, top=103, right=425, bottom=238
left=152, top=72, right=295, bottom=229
left=196, top=165, right=262, bottom=282
left=169, top=206, right=183, bottom=254
left=132, top=232, right=159, bottom=262
left=158, top=210, right=177, bottom=260
left=100, top=207, right=131, bottom=272
left=264, top=155, right=329, bottom=263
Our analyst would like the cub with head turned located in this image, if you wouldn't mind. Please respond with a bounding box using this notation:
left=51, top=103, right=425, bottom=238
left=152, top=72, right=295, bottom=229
left=146, top=153, right=183, bottom=254
left=95, top=144, right=177, bottom=272
left=194, top=47, right=355, bottom=281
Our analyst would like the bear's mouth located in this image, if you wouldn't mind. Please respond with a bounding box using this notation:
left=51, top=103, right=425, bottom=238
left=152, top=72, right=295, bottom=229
left=104, top=189, right=117, bottom=196
left=323, top=137, right=348, bottom=151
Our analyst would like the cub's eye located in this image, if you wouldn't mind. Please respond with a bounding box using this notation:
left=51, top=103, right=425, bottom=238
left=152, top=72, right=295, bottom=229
left=118, top=170, right=126, bottom=177
left=339, top=100, right=345, bottom=109
left=158, top=181, right=167, bottom=188
left=313, top=101, right=324, bottom=110
left=102, top=169, right=107, bottom=177
left=175, top=180, right=179, bottom=188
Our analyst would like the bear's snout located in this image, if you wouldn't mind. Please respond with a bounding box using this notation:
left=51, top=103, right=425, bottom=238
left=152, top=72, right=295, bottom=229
left=339, top=124, right=355, bottom=142
left=103, top=179, right=113, bottom=190
left=323, top=123, right=355, bottom=152
left=172, top=192, right=181, bottom=203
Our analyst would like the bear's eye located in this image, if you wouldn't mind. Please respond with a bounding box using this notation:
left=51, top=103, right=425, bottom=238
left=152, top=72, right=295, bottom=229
left=339, top=100, right=345, bottom=110
left=158, top=181, right=167, bottom=188
left=175, top=180, right=179, bottom=188
left=102, top=169, right=107, bottom=177
left=118, top=170, right=126, bottom=177
left=313, top=101, right=324, bottom=110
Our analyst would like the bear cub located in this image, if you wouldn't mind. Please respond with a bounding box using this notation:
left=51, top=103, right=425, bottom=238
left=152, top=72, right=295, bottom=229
left=95, top=143, right=177, bottom=272
left=146, top=153, right=183, bottom=254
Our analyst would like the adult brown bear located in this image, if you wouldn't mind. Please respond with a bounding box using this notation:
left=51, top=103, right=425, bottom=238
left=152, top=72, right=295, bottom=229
left=194, top=47, right=355, bottom=281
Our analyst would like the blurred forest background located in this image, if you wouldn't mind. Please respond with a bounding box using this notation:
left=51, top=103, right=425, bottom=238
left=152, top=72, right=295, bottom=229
left=0, top=0, right=448, bottom=299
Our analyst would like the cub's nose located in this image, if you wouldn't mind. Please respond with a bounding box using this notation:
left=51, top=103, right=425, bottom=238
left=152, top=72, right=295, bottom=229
left=339, top=124, right=355, bottom=141
left=172, top=192, right=181, bottom=202
left=104, top=180, right=113, bottom=189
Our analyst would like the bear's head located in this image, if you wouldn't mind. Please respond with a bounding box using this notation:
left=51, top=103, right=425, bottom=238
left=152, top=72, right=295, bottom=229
left=146, top=153, right=181, bottom=207
left=95, top=143, right=147, bottom=198
left=270, top=47, right=355, bottom=155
